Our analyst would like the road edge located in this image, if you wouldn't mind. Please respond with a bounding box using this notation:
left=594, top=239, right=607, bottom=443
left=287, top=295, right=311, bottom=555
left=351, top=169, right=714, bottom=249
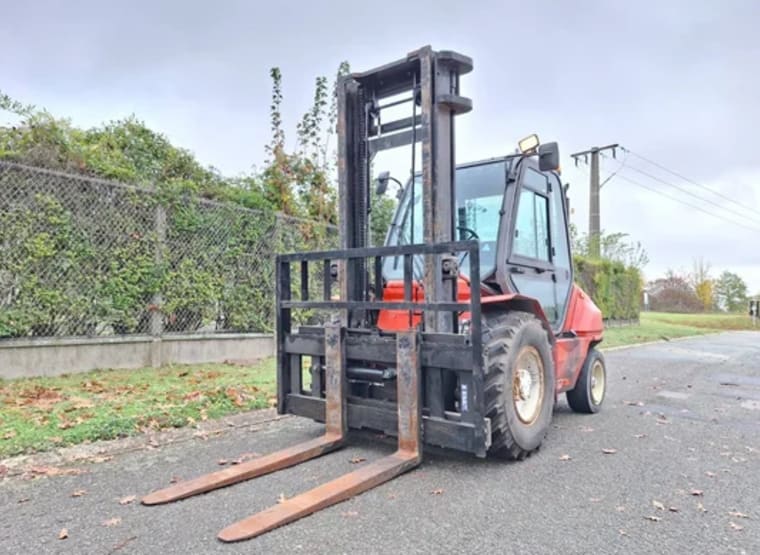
left=599, top=331, right=728, bottom=352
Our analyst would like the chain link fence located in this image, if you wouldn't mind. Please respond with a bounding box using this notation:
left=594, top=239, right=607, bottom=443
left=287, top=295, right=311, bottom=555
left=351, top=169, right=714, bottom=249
left=0, top=161, right=337, bottom=339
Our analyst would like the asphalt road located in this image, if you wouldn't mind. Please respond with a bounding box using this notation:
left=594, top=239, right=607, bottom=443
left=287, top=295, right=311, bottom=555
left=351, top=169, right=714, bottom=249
left=2, top=333, right=759, bottom=554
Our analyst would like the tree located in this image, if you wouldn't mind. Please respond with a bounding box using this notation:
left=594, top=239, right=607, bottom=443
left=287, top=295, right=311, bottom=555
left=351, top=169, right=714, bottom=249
left=714, top=271, right=748, bottom=312
left=572, top=229, right=649, bottom=270
left=371, top=194, right=397, bottom=247
left=257, top=62, right=350, bottom=223
left=690, top=257, right=714, bottom=311
left=648, top=272, right=702, bottom=313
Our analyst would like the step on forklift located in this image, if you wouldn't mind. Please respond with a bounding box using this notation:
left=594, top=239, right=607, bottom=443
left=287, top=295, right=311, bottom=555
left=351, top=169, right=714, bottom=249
left=142, top=45, right=606, bottom=542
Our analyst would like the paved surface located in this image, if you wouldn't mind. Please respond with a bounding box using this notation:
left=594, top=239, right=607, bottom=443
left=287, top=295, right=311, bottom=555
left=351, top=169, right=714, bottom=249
left=1, top=333, right=759, bottom=554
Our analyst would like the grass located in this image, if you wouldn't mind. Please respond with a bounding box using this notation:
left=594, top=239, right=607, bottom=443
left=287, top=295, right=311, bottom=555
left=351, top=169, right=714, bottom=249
left=0, top=359, right=277, bottom=459
left=602, top=311, right=757, bottom=349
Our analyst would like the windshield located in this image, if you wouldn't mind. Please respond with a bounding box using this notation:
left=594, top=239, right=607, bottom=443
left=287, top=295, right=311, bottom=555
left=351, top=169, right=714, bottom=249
left=383, top=159, right=509, bottom=280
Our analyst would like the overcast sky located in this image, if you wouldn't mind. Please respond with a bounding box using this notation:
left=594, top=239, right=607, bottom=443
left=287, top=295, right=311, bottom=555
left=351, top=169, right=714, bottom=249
left=2, top=0, right=759, bottom=292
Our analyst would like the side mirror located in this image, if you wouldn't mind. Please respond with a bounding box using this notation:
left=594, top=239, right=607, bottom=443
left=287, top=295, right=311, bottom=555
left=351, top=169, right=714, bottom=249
left=375, top=171, right=390, bottom=195
left=538, top=142, right=560, bottom=172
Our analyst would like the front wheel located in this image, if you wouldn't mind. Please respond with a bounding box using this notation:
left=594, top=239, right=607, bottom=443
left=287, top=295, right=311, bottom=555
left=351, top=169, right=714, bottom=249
left=483, top=310, right=555, bottom=460
left=566, top=348, right=606, bottom=414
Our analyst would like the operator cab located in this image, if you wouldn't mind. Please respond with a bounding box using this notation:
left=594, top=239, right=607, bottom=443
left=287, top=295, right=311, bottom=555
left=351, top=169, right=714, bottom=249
left=381, top=138, right=573, bottom=332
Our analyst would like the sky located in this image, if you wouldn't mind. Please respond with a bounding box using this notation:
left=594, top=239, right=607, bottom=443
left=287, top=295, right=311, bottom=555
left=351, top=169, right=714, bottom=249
left=1, top=0, right=759, bottom=293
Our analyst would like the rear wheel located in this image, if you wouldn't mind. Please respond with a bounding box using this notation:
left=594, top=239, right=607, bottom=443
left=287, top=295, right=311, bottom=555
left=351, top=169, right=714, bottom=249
left=483, top=309, right=555, bottom=460
left=566, top=348, right=606, bottom=414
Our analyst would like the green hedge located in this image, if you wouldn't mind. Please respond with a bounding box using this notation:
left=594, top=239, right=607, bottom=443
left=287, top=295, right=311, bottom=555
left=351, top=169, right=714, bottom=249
left=0, top=163, right=336, bottom=338
left=574, top=255, right=641, bottom=321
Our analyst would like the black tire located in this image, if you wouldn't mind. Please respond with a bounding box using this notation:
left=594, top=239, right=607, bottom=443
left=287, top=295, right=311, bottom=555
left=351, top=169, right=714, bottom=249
left=483, top=309, right=555, bottom=460
left=566, top=348, right=606, bottom=414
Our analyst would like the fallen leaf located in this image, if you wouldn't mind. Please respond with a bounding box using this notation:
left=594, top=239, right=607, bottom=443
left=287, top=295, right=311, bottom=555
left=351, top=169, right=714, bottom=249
left=602, top=448, right=618, bottom=455
left=652, top=500, right=665, bottom=511
left=17, top=497, right=30, bottom=504
left=58, top=528, right=68, bottom=540
left=102, top=517, right=121, bottom=527
left=623, top=400, right=644, bottom=406
left=729, top=521, right=744, bottom=531
left=178, top=371, right=189, bottom=377
left=341, top=510, right=359, bottom=517
left=225, top=387, right=246, bottom=407
left=589, top=497, right=603, bottom=503
left=217, top=459, right=229, bottom=466
left=618, top=529, right=628, bottom=536
left=349, top=457, right=366, bottom=464
left=2, top=430, right=17, bottom=440
left=669, top=506, right=679, bottom=513
left=118, top=495, right=136, bottom=505
left=169, top=476, right=180, bottom=484
left=49, top=436, right=63, bottom=444
left=109, top=535, right=137, bottom=552
left=579, top=426, right=595, bottom=433
left=616, top=506, right=626, bottom=512
left=559, top=454, right=572, bottom=461
left=431, top=488, right=444, bottom=495
left=697, top=502, right=707, bottom=513
left=644, top=515, right=661, bottom=522
left=28, top=465, right=86, bottom=477
left=147, top=437, right=159, bottom=448
left=690, top=489, right=704, bottom=497
left=633, top=434, right=647, bottom=439
left=91, top=455, right=112, bottom=464
left=67, top=396, right=95, bottom=409
left=71, top=490, right=87, bottom=498
left=705, top=471, right=716, bottom=478
left=278, top=493, right=287, bottom=504
left=728, top=511, right=749, bottom=519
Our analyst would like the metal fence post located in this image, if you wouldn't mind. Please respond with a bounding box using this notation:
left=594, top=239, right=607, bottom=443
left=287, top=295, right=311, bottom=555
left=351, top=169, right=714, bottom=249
left=150, top=203, right=167, bottom=367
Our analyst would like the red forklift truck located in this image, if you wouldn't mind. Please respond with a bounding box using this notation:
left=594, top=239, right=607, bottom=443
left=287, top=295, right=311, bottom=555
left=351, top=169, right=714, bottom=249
left=142, top=45, right=606, bottom=542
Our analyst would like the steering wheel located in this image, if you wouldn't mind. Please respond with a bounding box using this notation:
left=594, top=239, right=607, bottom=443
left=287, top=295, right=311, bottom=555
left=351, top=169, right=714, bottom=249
left=456, top=226, right=479, bottom=240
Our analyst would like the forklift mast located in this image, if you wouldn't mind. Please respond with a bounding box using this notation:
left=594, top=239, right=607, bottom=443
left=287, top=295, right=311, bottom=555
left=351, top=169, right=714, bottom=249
left=338, top=46, right=473, bottom=332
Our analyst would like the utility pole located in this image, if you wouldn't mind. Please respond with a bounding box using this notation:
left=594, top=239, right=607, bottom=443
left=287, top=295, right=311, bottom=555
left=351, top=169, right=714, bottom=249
left=571, top=144, right=619, bottom=258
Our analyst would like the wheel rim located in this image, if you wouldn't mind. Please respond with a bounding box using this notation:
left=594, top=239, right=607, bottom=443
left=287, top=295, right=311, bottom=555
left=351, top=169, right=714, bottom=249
left=512, top=346, right=544, bottom=425
left=590, top=359, right=605, bottom=405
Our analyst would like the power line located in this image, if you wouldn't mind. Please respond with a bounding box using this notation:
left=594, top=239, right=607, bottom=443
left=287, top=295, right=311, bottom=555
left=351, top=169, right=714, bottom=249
left=600, top=153, right=760, bottom=228
left=574, top=162, right=760, bottom=233
left=610, top=172, right=760, bottom=233
left=620, top=147, right=759, bottom=217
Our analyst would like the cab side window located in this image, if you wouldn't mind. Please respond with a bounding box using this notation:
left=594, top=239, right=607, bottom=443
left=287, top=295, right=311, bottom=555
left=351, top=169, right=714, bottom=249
left=513, top=169, right=550, bottom=262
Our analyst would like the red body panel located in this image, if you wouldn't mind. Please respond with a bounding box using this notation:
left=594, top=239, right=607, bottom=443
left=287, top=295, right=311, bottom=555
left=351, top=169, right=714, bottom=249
left=377, top=280, right=603, bottom=395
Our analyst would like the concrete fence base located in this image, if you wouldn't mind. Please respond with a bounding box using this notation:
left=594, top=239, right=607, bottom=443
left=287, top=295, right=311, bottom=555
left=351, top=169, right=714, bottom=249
left=0, top=333, right=275, bottom=379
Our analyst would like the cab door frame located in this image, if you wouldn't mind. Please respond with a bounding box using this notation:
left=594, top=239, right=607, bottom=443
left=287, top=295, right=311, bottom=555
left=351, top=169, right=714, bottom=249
left=495, top=157, right=568, bottom=331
